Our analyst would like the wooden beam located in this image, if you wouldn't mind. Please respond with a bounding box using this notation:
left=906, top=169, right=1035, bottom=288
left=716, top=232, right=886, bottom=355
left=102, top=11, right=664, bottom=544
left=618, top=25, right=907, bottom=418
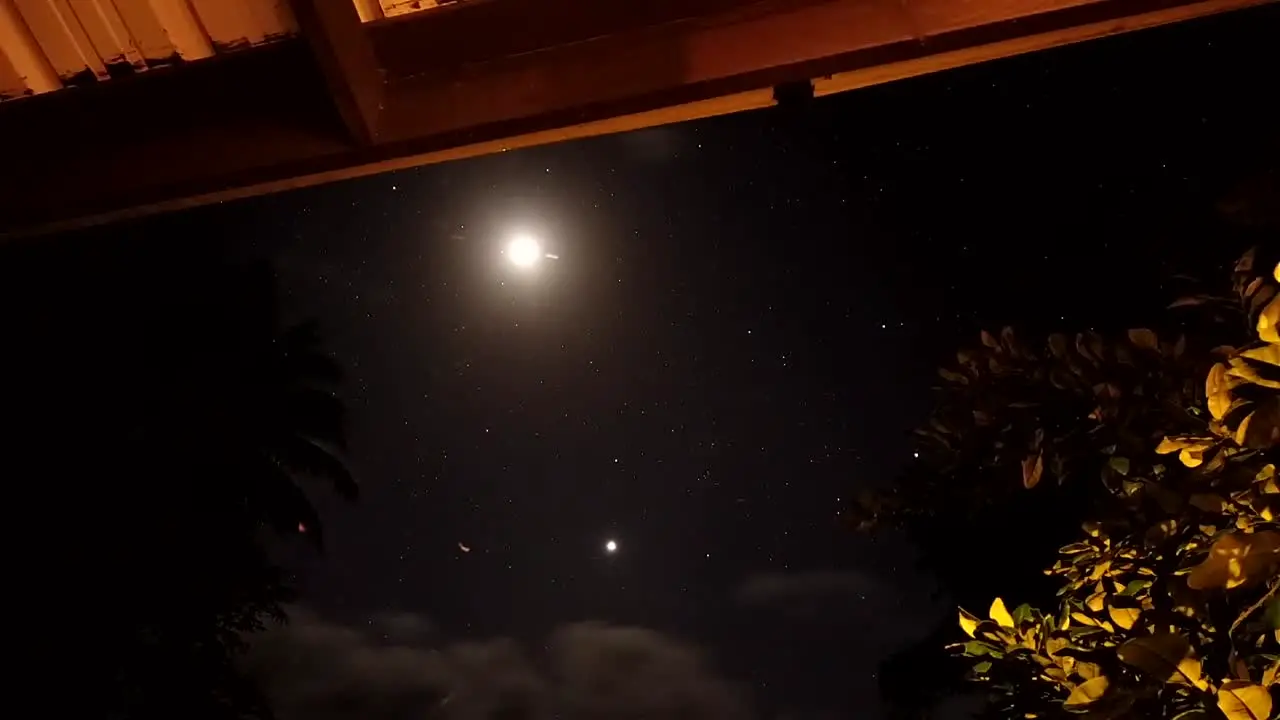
left=289, top=0, right=385, bottom=145
left=351, top=0, right=384, bottom=22
left=0, top=0, right=1273, bottom=237
left=812, top=0, right=1272, bottom=97
left=366, top=0, right=1279, bottom=149
left=368, top=0, right=760, bottom=78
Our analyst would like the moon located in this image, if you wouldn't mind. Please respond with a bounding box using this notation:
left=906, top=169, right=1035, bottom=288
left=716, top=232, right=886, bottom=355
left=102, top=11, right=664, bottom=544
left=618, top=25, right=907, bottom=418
left=506, top=234, right=543, bottom=268
left=605, top=539, right=618, bottom=553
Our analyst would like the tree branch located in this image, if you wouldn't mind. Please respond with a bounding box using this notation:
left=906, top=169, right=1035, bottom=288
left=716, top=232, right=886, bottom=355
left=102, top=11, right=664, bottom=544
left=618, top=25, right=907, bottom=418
left=1230, top=576, right=1279, bottom=638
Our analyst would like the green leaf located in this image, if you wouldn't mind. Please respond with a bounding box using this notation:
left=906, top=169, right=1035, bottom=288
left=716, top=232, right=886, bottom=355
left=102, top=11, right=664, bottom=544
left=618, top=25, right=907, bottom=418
left=960, top=641, right=996, bottom=657
left=1119, top=579, right=1152, bottom=596
left=1012, top=603, right=1035, bottom=627
left=1108, top=457, right=1131, bottom=476
left=1263, top=596, right=1279, bottom=630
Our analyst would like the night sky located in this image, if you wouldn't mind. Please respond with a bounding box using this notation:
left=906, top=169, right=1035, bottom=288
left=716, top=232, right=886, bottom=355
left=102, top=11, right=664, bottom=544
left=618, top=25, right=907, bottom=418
left=11, top=6, right=1279, bottom=720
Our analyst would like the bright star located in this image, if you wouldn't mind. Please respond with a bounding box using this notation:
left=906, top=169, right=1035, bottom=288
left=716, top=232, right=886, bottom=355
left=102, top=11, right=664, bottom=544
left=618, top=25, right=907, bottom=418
left=605, top=539, right=618, bottom=553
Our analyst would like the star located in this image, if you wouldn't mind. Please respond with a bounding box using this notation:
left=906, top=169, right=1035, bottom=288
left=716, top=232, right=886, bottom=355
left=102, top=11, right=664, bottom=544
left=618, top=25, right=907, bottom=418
left=605, top=539, right=618, bottom=554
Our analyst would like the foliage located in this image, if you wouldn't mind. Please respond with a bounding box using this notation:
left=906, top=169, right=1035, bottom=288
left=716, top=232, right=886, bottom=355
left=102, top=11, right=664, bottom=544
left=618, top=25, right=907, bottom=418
left=949, top=250, right=1280, bottom=720
left=5, top=258, right=354, bottom=720
left=856, top=283, right=1229, bottom=630
left=106, top=265, right=356, bottom=719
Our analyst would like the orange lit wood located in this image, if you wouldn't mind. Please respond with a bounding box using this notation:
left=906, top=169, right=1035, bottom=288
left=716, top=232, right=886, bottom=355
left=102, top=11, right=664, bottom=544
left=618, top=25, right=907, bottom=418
left=0, top=0, right=1273, bottom=237
left=290, top=0, right=384, bottom=144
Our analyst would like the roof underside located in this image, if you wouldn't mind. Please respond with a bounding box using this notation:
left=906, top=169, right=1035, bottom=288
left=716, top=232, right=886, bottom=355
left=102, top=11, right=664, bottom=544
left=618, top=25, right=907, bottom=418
left=0, top=0, right=1273, bottom=236
left=0, top=1, right=465, bottom=102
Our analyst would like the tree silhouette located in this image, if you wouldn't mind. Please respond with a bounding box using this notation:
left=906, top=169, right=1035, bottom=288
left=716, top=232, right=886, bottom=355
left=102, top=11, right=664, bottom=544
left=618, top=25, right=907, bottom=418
left=0, top=240, right=353, bottom=720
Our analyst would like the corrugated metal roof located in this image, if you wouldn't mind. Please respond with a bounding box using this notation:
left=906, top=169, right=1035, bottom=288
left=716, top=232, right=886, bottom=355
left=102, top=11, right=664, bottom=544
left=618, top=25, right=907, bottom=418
left=0, top=0, right=299, bottom=102
left=0, top=0, right=484, bottom=100
left=353, top=0, right=467, bottom=22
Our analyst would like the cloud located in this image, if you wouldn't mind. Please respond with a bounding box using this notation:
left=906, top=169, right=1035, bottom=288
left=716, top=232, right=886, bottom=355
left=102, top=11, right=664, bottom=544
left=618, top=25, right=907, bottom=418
left=371, top=611, right=436, bottom=644
left=549, top=622, right=750, bottom=720
left=244, top=608, right=751, bottom=720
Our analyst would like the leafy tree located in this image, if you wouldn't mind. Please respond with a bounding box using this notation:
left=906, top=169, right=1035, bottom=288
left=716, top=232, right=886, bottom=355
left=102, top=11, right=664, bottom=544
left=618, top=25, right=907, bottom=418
left=860, top=248, right=1280, bottom=719
left=861, top=290, right=1219, bottom=718
left=4, top=256, right=354, bottom=720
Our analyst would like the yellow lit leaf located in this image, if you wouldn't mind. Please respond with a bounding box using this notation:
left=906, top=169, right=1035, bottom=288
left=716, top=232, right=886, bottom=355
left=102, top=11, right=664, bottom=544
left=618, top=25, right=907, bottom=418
left=1262, top=658, right=1279, bottom=687
left=1071, top=612, right=1096, bottom=627
left=1241, top=342, right=1280, bottom=367
left=1064, top=676, right=1109, bottom=708
left=1228, top=359, right=1280, bottom=390
left=1177, top=657, right=1209, bottom=690
left=1043, top=667, right=1068, bottom=685
left=1158, top=436, right=1216, bottom=463
left=1236, top=410, right=1254, bottom=446
left=989, top=597, right=1015, bottom=628
left=1258, top=465, right=1278, bottom=495
left=1217, top=681, right=1273, bottom=720
left=1207, top=363, right=1232, bottom=420
left=1128, top=328, right=1159, bottom=351
left=1258, top=296, right=1280, bottom=344
left=1022, top=452, right=1044, bottom=489
left=1108, top=605, right=1141, bottom=630
left=1086, top=593, right=1106, bottom=612
left=1187, top=530, right=1280, bottom=590
left=1146, top=519, right=1179, bottom=544
left=959, top=608, right=980, bottom=638
left=1274, top=262, right=1279, bottom=284
left=1180, top=447, right=1206, bottom=468
left=1045, top=634, right=1069, bottom=659
left=1237, top=399, right=1280, bottom=449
